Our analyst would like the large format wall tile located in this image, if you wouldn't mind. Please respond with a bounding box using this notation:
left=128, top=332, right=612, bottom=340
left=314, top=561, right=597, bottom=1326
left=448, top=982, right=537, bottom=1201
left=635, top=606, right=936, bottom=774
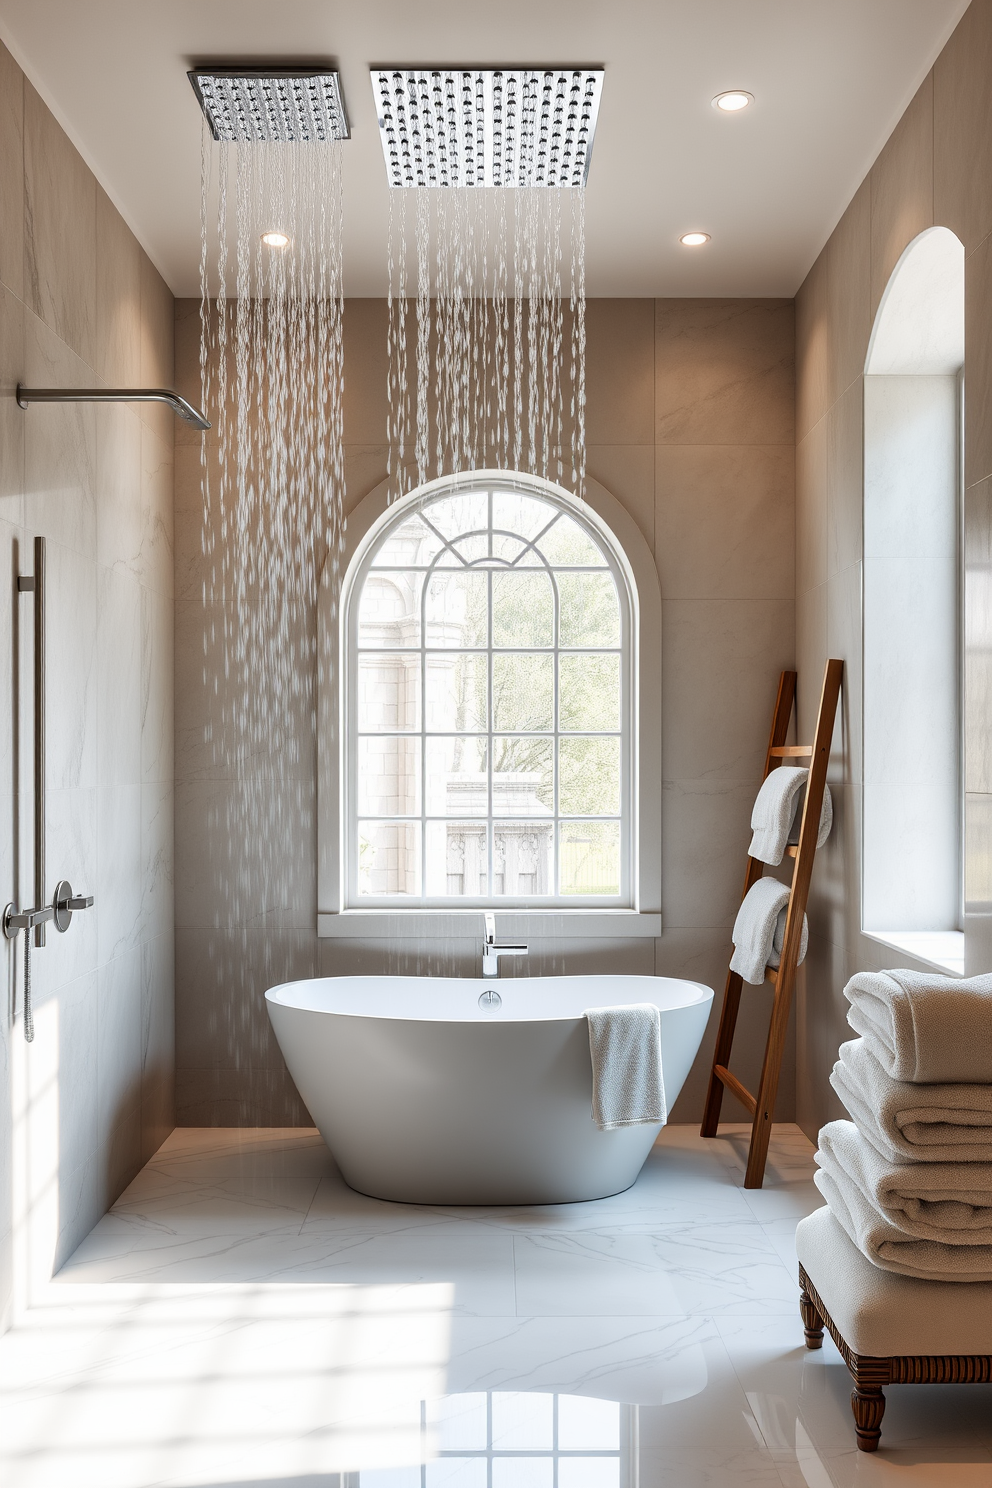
left=655, top=445, right=793, bottom=600
left=0, top=42, right=23, bottom=300
left=655, top=300, right=794, bottom=447
left=23, top=82, right=96, bottom=367
left=934, top=0, right=992, bottom=255
left=795, top=182, right=871, bottom=442
left=966, top=229, right=992, bottom=489
left=0, top=57, right=175, bottom=1328
left=870, top=72, right=934, bottom=320
left=585, top=299, right=654, bottom=445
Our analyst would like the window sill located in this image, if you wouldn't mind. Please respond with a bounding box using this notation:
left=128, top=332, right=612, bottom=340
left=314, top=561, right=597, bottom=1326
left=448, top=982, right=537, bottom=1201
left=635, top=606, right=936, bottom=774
left=864, top=930, right=965, bottom=976
left=318, top=909, right=662, bottom=939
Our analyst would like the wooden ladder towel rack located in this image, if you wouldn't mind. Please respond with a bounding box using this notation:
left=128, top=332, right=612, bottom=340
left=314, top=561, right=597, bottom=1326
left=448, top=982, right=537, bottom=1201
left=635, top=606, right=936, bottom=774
left=700, top=659, right=844, bottom=1188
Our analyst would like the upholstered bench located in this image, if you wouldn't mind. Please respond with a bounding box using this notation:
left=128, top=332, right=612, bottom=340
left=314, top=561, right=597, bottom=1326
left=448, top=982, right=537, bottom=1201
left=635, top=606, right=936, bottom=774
left=795, top=1207, right=992, bottom=1450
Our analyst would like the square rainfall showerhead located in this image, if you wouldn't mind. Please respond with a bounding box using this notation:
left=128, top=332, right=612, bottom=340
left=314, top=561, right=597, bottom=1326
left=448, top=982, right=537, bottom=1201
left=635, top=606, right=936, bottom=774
left=189, top=67, right=349, bottom=143
left=373, top=68, right=604, bottom=187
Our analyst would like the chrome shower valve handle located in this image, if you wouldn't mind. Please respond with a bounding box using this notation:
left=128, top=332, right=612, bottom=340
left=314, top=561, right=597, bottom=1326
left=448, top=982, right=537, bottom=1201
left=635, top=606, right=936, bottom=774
left=52, top=880, right=94, bottom=934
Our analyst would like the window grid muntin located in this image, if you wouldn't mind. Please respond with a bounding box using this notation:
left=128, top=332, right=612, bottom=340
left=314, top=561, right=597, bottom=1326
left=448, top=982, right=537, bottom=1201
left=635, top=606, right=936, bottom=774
left=348, top=483, right=632, bottom=906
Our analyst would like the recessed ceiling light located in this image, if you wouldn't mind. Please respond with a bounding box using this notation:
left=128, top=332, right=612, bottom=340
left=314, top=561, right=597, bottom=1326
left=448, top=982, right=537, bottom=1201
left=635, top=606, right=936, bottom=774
left=261, top=230, right=291, bottom=249
left=679, top=232, right=710, bottom=247
left=712, top=90, right=753, bottom=112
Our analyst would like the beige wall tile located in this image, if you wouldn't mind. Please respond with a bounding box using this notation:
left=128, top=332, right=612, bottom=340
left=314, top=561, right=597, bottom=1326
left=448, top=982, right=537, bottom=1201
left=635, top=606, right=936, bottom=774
left=0, top=283, right=25, bottom=530
left=139, top=424, right=173, bottom=599
left=660, top=779, right=759, bottom=928
left=795, top=182, right=871, bottom=442
left=95, top=187, right=141, bottom=387
left=0, top=42, right=23, bottom=300
left=141, top=934, right=175, bottom=1162
left=23, top=82, right=96, bottom=366
left=344, top=443, right=389, bottom=514
left=795, top=418, right=828, bottom=596
left=966, top=230, right=992, bottom=488
left=343, top=298, right=389, bottom=445
left=869, top=72, right=934, bottom=320
left=96, top=401, right=142, bottom=578
left=662, top=598, right=795, bottom=781
left=585, top=299, right=654, bottom=444
left=23, top=307, right=97, bottom=554
left=825, top=379, right=863, bottom=580
left=587, top=442, right=654, bottom=550
left=795, top=582, right=827, bottom=741
left=655, top=445, right=793, bottom=601
left=934, top=0, right=992, bottom=254
left=139, top=250, right=175, bottom=444
left=655, top=299, right=794, bottom=447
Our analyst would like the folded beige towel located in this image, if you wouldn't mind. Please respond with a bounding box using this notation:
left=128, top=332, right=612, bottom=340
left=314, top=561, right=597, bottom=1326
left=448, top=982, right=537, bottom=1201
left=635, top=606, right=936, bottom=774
left=817, top=1119, right=992, bottom=1243
left=730, top=876, right=808, bottom=985
left=843, top=968, right=992, bottom=1084
left=813, top=1163, right=992, bottom=1281
left=831, top=1038, right=992, bottom=1163
left=749, top=766, right=833, bottom=866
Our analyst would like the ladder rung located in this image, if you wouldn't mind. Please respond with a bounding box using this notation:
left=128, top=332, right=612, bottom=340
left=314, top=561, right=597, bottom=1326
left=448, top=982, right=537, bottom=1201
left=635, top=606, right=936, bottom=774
left=714, top=1065, right=757, bottom=1115
left=765, top=965, right=779, bottom=985
left=785, top=844, right=798, bottom=858
left=768, top=745, right=813, bottom=758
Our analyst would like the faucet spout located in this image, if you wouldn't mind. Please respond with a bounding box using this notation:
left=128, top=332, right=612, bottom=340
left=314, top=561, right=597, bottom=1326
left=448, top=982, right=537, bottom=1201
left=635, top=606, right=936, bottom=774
left=481, top=914, right=528, bottom=978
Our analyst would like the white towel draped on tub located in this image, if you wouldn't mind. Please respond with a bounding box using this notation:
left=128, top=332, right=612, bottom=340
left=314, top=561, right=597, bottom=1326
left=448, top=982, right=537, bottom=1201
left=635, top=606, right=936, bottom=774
left=831, top=1038, right=992, bottom=1164
left=585, top=1004, right=666, bottom=1131
left=817, top=1119, right=992, bottom=1244
left=748, top=766, right=833, bottom=866
left=729, top=877, right=808, bottom=986
left=842, top=969, right=992, bottom=1084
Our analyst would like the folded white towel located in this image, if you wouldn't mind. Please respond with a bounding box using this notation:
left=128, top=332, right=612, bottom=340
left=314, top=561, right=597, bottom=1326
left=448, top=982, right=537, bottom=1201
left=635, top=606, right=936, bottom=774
left=813, top=1162, right=992, bottom=1281
left=843, top=969, right=992, bottom=1084
left=831, top=1038, right=992, bottom=1163
left=749, top=766, right=833, bottom=866
left=817, top=1119, right=992, bottom=1243
left=729, top=876, right=808, bottom=985
left=585, top=1004, right=666, bottom=1131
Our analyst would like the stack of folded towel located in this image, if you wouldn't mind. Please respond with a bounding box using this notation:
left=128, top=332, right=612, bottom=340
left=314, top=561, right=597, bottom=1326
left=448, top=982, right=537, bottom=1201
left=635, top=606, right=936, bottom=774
left=814, top=968, right=992, bottom=1281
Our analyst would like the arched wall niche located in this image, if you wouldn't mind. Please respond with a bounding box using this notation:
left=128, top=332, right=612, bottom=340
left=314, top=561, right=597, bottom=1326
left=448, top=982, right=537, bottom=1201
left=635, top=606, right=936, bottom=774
left=863, top=227, right=965, bottom=968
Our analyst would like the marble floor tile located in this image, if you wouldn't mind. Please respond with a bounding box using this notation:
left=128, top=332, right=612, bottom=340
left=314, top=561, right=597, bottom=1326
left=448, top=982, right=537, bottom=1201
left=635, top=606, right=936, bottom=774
left=1, top=1124, right=988, bottom=1487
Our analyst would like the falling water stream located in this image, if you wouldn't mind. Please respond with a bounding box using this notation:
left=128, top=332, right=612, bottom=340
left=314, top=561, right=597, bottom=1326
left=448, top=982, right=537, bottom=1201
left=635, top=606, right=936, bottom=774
left=197, top=122, right=345, bottom=1109
left=386, top=186, right=586, bottom=500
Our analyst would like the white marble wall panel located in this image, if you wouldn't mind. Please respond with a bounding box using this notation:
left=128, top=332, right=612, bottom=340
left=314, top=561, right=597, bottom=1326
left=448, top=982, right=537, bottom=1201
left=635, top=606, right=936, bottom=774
left=0, top=41, right=175, bottom=1330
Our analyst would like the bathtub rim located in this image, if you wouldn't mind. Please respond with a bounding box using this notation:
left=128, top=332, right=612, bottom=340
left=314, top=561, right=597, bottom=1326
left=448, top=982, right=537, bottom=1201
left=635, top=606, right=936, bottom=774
left=265, top=972, right=714, bottom=1024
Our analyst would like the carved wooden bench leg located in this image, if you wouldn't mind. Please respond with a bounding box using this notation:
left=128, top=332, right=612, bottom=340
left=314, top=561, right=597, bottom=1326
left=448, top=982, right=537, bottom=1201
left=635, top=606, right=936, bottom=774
left=851, top=1385, right=885, bottom=1452
left=800, top=1282, right=824, bottom=1349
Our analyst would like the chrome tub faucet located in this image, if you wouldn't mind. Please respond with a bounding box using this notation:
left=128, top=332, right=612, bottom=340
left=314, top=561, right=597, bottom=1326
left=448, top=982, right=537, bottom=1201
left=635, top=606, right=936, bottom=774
left=482, top=913, right=528, bottom=978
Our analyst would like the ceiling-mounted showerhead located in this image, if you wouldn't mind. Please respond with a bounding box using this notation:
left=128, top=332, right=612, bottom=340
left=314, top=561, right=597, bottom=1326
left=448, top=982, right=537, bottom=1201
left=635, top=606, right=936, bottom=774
left=189, top=67, right=349, bottom=143
left=372, top=68, right=604, bottom=188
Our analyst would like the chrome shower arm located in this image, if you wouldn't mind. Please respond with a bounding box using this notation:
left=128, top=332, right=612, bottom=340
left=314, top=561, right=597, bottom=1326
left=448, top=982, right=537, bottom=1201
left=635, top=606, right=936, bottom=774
left=16, top=384, right=210, bottom=430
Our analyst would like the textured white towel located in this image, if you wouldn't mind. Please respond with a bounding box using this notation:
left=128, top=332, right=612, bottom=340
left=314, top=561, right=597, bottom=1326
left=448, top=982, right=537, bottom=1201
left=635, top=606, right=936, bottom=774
left=749, top=766, right=833, bottom=866
left=813, top=1163, right=992, bottom=1281
left=831, top=1038, right=992, bottom=1163
left=585, top=1003, right=665, bottom=1131
left=817, top=1120, right=992, bottom=1243
left=729, top=877, right=808, bottom=985
left=843, top=968, right=992, bottom=1084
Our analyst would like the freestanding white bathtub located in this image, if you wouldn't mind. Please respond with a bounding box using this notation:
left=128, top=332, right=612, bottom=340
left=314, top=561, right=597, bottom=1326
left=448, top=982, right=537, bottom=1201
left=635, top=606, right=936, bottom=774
left=266, top=974, right=713, bottom=1204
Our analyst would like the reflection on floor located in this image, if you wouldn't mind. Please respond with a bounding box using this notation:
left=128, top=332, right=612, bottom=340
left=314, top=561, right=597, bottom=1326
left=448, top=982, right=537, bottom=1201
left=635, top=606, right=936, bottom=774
left=0, top=1124, right=990, bottom=1487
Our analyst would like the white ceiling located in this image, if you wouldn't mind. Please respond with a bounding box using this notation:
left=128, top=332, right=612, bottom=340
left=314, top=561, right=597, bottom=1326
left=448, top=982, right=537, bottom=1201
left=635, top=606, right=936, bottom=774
left=0, top=0, right=970, bottom=299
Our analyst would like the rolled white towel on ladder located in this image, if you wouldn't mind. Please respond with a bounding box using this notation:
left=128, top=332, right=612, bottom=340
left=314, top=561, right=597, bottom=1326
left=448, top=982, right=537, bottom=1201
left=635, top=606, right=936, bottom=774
left=585, top=1004, right=666, bottom=1131
left=748, top=766, right=833, bottom=866
left=730, top=877, right=808, bottom=986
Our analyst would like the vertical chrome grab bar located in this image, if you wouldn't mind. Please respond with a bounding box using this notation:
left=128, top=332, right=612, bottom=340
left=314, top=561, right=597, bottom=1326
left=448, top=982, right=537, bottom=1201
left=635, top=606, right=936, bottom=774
left=17, top=536, right=45, bottom=947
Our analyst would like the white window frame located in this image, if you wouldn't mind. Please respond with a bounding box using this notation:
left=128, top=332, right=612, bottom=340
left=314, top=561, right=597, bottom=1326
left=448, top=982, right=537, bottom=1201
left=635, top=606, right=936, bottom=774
left=317, top=470, right=661, bottom=938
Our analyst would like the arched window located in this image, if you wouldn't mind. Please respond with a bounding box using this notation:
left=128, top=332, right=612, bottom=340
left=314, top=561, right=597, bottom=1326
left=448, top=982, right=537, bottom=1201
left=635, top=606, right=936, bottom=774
left=863, top=226, right=965, bottom=972
left=342, top=477, right=634, bottom=906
